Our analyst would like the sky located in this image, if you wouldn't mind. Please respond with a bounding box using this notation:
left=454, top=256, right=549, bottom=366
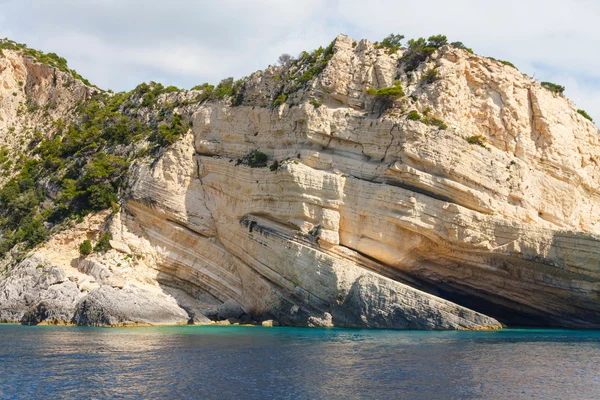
left=1, top=0, right=599, bottom=122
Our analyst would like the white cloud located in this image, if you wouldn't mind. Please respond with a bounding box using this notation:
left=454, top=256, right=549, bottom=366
left=0, top=0, right=599, bottom=121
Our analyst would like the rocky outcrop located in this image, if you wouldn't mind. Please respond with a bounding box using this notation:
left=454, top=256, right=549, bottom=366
left=0, top=48, right=97, bottom=185
left=0, top=254, right=82, bottom=324
left=72, top=285, right=190, bottom=327
left=1, top=34, right=599, bottom=329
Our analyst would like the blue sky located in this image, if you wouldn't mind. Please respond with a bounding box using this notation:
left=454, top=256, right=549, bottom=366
left=1, top=0, right=599, bottom=122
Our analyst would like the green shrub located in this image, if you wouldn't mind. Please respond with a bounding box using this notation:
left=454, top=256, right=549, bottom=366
left=79, top=239, right=92, bottom=256
left=0, top=39, right=93, bottom=87
left=423, top=68, right=439, bottom=84
left=86, top=184, right=117, bottom=210
left=273, top=93, right=287, bottom=107
left=366, top=80, right=404, bottom=98
left=374, top=33, right=405, bottom=54
left=541, top=81, right=565, bottom=95
left=450, top=42, right=474, bottom=54
left=366, top=81, right=404, bottom=115
left=242, top=150, right=269, bottom=168
left=423, top=117, right=447, bottom=130
left=94, top=231, right=112, bottom=252
left=214, top=77, right=235, bottom=99
left=310, top=99, right=322, bottom=108
left=152, top=113, right=188, bottom=147
left=427, top=35, right=448, bottom=48
left=488, top=57, right=517, bottom=69
left=578, top=109, right=594, bottom=122
left=401, top=35, right=447, bottom=72
left=190, top=78, right=243, bottom=104
left=192, top=83, right=215, bottom=103
left=465, top=135, right=487, bottom=147
left=407, top=111, right=421, bottom=120
left=0, top=75, right=190, bottom=256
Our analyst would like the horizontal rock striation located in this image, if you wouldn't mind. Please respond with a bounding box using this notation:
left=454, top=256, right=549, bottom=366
left=1, top=34, right=599, bottom=328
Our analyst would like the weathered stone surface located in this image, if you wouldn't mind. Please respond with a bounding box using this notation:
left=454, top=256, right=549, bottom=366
left=217, top=299, right=245, bottom=320
left=0, top=254, right=84, bottom=323
left=109, top=240, right=131, bottom=255
left=1, top=34, right=599, bottom=329
left=72, top=285, right=189, bottom=326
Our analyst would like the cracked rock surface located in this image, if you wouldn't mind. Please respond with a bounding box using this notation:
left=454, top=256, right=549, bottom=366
left=1, top=34, right=599, bottom=328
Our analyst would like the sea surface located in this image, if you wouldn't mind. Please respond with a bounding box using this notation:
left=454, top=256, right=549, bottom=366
left=0, top=325, right=599, bottom=399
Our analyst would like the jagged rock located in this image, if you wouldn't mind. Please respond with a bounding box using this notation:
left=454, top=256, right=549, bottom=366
left=217, top=299, right=245, bottom=320
left=109, top=240, right=131, bottom=255
left=0, top=254, right=84, bottom=323
left=308, top=312, right=333, bottom=328
left=76, top=258, right=125, bottom=288
left=72, top=285, right=189, bottom=326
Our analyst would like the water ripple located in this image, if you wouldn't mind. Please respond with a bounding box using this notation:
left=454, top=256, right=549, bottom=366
left=0, top=325, right=598, bottom=399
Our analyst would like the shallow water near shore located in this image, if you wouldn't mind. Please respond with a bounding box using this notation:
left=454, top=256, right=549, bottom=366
left=0, top=325, right=599, bottom=399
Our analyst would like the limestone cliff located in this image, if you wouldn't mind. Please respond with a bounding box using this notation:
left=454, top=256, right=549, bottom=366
left=0, top=35, right=599, bottom=329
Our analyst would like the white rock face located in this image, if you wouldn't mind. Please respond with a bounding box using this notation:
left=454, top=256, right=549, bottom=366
left=0, top=49, right=97, bottom=185
left=1, top=34, right=599, bottom=328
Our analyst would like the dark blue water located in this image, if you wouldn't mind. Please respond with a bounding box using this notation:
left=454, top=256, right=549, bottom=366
left=0, top=325, right=599, bottom=399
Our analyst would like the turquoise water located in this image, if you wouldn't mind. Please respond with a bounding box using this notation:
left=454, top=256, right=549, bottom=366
left=0, top=325, right=599, bottom=399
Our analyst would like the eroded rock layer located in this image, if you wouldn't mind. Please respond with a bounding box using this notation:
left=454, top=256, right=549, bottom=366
left=1, top=34, right=599, bottom=328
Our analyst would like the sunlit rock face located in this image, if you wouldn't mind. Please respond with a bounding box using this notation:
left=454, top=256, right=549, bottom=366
left=2, top=34, right=599, bottom=329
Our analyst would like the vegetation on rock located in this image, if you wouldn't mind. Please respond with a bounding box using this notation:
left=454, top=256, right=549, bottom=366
left=239, top=150, right=269, bottom=168
left=450, top=41, right=474, bottom=54
left=400, top=35, right=447, bottom=72
left=488, top=57, right=517, bottom=69
left=423, top=117, right=448, bottom=130
left=541, top=81, right=565, bottom=95
left=423, top=68, right=439, bottom=84
left=465, top=135, right=487, bottom=147
left=374, top=34, right=405, bottom=54
left=366, top=80, right=404, bottom=115
left=94, top=231, right=112, bottom=253
left=1, top=38, right=92, bottom=86
left=577, top=109, right=593, bottom=122
left=407, top=110, right=422, bottom=121
left=0, top=81, right=190, bottom=258
left=191, top=78, right=243, bottom=105
left=79, top=240, right=92, bottom=256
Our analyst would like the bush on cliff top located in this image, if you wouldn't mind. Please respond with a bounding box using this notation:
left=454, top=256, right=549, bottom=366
left=450, top=41, right=474, bottom=54
left=374, top=34, right=405, bottom=54
left=266, top=39, right=336, bottom=108
left=401, top=35, right=448, bottom=72
left=190, top=78, right=243, bottom=105
left=541, top=81, right=565, bottom=95
left=0, top=39, right=92, bottom=86
left=578, top=109, right=593, bottom=122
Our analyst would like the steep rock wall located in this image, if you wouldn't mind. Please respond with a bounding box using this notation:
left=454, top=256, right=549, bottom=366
left=1, top=34, right=599, bottom=329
